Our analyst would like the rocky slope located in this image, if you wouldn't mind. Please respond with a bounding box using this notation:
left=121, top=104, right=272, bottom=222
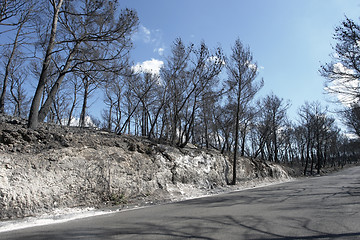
left=0, top=114, right=291, bottom=220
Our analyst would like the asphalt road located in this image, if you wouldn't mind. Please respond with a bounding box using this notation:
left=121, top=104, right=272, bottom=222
left=1, top=166, right=360, bottom=240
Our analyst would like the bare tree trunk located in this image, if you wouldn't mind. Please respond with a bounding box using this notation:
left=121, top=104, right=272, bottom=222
left=232, top=85, right=242, bottom=185
left=148, top=104, right=164, bottom=139
left=310, top=149, right=315, bottom=175
left=204, top=115, right=209, bottom=149
left=38, top=42, right=79, bottom=122
left=304, top=141, right=310, bottom=175
left=240, top=123, right=248, bottom=157
left=67, top=100, right=76, bottom=126
left=9, top=79, right=22, bottom=117
left=119, top=99, right=141, bottom=134
left=67, top=85, right=78, bottom=126
left=80, top=79, right=89, bottom=128
left=180, top=96, right=197, bottom=148
left=316, top=142, right=322, bottom=174
left=274, top=130, right=278, bottom=163
left=171, top=107, right=178, bottom=145
left=28, top=0, right=63, bottom=129
left=107, top=103, right=113, bottom=131
left=141, top=102, right=149, bottom=136
left=0, top=21, right=23, bottom=113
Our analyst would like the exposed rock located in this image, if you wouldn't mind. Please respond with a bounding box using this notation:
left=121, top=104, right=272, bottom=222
left=0, top=114, right=291, bottom=220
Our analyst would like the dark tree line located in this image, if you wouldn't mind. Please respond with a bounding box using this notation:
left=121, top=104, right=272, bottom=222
left=0, top=2, right=359, bottom=178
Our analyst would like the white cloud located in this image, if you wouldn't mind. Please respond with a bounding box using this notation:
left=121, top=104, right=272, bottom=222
left=141, top=25, right=151, bottom=35
left=154, top=47, right=165, bottom=56
left=132, top=58, right=164, bottom=75
left=133, top=25, right=165, bottom=48
left=141, top=25, right=151, bottom=43
left=132, top=25, right=166, bottom=59
left=132, top=24, right=152, bottom=43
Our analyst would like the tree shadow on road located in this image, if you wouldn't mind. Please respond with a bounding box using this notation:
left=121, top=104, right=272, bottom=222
left=7, top=213, right=360, bottom=240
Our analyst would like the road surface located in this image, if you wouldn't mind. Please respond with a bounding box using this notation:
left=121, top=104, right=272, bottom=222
left=1, top=166, right=360, bottom=239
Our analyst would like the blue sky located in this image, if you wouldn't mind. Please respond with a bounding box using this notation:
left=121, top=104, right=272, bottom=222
left=118, top=0, right=360, bottom=121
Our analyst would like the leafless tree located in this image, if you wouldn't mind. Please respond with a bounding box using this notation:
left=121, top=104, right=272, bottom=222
left=154, top=39, right=226, bottom=146
left=28, top=0, right=138, bottom=129
left=341, top=103, right=360, bottom=137
left=238, top=105, right=257, bottom=157
left=213, top=103, right=235, bottom=154
left=258, top=93, right=290, bottom=162
left=320, top=16, right=360, bottom=138
left=160, top=38, right=194, bottom=144
left=251, top=113, right=271, bottom=160
left=147, top=75, right=170, bottom=139
left=0, top=1, right=35, bottom=113
left=115, top=70, right=159, bottom=135
left=225, top=38, right=263, bottom=185
left=64, top=73, right=82, bottom=126
left=0, top=0, right=27, bottom=26
left=27, top=0, right=63, bottom=128
left=197, top=89, right=221, bottom=149
left=124, top=70, right=160, bottom=136
left=77, top=64, right=103, bottom=128
left=102, top=75, right=124, bottom=132
left=320, top=16, right=360, bottom=104
left=51, top=83, right=71, bottom=125
left=172, top=42, right=225, bottom=147
left=293, top=125, right=307, bottom=166
left=298, top=101, right=337, bottom=175
left=8, top=68, right=30, bottom=117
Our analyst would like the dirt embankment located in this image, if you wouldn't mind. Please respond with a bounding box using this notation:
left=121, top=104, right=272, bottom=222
left=0, top=114, right=291, bottom=220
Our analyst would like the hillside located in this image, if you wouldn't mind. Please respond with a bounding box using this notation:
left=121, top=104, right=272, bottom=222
left=0, top=114, right=291, bottom=220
